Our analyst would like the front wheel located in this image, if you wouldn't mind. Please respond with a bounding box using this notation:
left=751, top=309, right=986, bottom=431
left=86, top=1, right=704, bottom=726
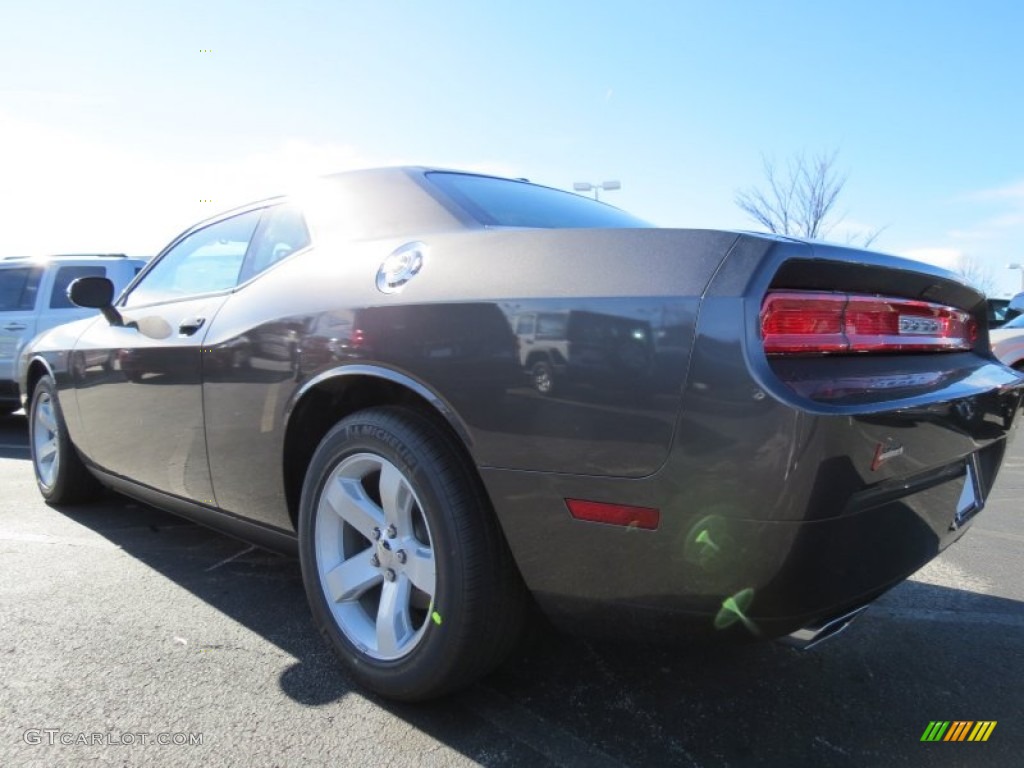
left=531, top=360, right=557, bottom=395
left=29, top=376, right=101, bottom=504
left=298, top=406, right=527, bottom=701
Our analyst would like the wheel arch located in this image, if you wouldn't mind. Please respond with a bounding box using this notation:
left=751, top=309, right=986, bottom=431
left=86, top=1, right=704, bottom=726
left=524, top=349, right=550, bottom=365
left=23, top=357, right=56, bottom=412
left=281, top=366, right=476, bottom=530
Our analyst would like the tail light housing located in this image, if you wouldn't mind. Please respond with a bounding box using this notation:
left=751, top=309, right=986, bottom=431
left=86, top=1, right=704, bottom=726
left=761, top=291, right=978, bottom=355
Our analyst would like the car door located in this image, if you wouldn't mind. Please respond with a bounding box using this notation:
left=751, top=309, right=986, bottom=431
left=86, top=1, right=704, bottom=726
left=72, top=209, right=263, bottom=502
left=0, top=264, right=44, bottom=393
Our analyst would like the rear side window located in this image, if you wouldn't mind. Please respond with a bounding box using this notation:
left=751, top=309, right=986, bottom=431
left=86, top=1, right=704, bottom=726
left=238, top=204, right=311, bottom=283
left=425, top=172, right=650, bottom=229
left=536, top=313, right=568, bottom=340
left=0, top=267, right=43, bottom=311
left=49, top=265, right=106, bottom=309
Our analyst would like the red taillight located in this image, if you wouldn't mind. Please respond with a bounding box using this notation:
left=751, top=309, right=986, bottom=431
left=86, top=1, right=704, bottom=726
left=761, top=291, right=977, bottom=355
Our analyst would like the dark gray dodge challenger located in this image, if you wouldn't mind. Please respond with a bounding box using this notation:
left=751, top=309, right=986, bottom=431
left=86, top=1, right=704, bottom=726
left=20, top=168, right=1024, bottom=700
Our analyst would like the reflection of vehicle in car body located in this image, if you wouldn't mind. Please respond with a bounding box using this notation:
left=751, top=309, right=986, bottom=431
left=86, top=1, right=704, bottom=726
left=513, top=310, right=654, bottom=395
left=253, top=322, right=302, bottom=362
left=348, top=303, right=520, bottom=394
left=0, top=254, right=144, bottom=413
left=18, top=167, right=1024, bottom=703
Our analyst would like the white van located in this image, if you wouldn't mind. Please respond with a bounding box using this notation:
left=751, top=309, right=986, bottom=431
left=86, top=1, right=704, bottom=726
left=0, top=254, right=146, bottom=414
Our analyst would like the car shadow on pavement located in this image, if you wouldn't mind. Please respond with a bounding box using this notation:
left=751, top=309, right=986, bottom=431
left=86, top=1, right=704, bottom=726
left=38, top=490, right=1024, bottom=767
left=0, top=412, right=31, bottom=460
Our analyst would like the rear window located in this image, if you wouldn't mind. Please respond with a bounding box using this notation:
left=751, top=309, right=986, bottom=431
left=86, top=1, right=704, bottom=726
left=0, top=267, right=43, bottom=311
left=425, top=172, right=650, bottom=229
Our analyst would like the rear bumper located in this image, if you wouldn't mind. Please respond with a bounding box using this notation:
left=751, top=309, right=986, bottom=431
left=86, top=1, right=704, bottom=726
left=481, top=380, right=1022, bottom=641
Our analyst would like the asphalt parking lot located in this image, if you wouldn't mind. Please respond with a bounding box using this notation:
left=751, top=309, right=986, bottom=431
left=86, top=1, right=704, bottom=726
left=1, top=411, right=1021, bottom=768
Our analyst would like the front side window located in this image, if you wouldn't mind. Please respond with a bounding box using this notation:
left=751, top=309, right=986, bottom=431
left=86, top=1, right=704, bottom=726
left=126, top=210, right=262, bottom=307
left=50, top=265, right=106, bottom=309
left=426, top=172, right=650, bottom=229
left=0, top=267, right=44, bottom=311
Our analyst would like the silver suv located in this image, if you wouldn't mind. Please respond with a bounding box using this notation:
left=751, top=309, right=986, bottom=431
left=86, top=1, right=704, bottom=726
left=0, top=254, right=145, bottom=414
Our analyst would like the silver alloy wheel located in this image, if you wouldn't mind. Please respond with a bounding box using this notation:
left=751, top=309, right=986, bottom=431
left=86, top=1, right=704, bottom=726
left=315, top=452, right=437, bottom=661
left=32, top=392, right=60, bottom=489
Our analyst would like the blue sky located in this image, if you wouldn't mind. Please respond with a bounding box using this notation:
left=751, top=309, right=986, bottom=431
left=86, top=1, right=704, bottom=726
left=3, top=0, right=1023, bottom=295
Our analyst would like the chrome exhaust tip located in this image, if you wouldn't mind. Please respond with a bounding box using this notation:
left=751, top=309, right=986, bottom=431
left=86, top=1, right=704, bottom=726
left=781, top=605, right=870, bottom=650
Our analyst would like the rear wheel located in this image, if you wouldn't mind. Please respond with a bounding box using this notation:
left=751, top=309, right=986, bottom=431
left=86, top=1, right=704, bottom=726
left=298, top=406, right=527, bottom=701
left=29, top=376, right=101, bottom=504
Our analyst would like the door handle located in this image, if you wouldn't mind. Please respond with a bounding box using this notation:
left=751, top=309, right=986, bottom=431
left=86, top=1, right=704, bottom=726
left=178, top=316, right=206, bottom=336
left=3, top=323, right=27, bottom=331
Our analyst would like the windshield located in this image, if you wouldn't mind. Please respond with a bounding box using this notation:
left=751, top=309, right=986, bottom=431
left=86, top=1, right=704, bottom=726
left=426, top=172, right=650, bottom=229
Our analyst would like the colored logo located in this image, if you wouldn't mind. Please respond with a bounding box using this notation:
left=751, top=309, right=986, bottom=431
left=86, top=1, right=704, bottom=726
left=920, top=721, right=996, bottom=742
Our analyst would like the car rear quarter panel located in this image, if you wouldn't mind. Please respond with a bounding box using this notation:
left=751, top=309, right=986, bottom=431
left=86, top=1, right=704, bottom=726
left=201, top=228, right=740, bottom=529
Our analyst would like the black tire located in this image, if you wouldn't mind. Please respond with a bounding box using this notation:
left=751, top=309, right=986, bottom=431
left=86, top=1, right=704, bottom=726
left=531, top=360, right=557, bottom=396
left=0, top=405, right=19, bottom=417
left=298, top=406, right=527, bottom=701
left=29, top=376, right=102, bottom=504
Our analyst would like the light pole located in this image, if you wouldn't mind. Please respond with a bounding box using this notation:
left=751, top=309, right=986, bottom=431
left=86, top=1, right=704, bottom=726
left=1008, top=263, right=1024, bottom=292
left=573, top=180, right=621, bottom=201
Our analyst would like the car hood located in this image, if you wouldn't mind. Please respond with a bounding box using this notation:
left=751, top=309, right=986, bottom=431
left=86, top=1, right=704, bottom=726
left=26, top=315, right=99, bottom=355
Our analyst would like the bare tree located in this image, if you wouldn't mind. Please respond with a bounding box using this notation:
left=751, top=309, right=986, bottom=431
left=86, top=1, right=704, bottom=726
left=735, top=149, right=884, bottom=246
left=952, top=254, right=997, bottom=296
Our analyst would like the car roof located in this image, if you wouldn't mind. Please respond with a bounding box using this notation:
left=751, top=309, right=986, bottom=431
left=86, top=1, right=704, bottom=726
left=0, top=254, right=144, bottom=267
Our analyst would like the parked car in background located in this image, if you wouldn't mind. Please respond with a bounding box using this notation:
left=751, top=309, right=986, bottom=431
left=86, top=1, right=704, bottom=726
left=18, top=167, right=1024, bottom=701
left=986, top=297, right=1021, bottom=328
left=1010, top=291, right=1024, bottom=314
left=990, top=312, right=1024, bottom=370
left=0, top=254, right=145, bottom=414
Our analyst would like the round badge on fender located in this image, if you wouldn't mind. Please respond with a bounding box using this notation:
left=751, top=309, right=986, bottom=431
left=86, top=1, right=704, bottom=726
left=377, top=241, right=427, bottom=294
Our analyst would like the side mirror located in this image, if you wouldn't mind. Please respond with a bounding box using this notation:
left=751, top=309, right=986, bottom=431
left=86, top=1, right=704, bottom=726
left=68, top=276, right=125, bottom=327
left=68, top=276, right=114, bottom=308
